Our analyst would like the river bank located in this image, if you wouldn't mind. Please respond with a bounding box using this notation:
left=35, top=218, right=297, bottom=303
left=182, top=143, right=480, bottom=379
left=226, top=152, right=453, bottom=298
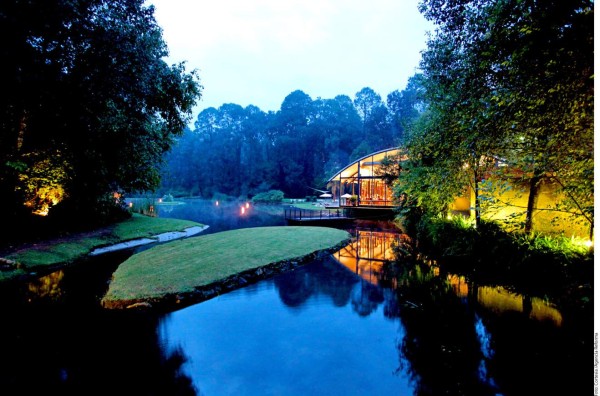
left=0, top=214, right=205, bottom=283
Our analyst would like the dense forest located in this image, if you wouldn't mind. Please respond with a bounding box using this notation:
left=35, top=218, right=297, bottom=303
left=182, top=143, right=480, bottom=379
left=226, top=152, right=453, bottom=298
left=159, top=80, right=424, bottom=199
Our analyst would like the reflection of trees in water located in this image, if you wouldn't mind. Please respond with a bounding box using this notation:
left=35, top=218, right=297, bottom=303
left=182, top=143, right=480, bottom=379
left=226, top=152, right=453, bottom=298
left=472, top=299, right=589, bottom=396
left=274, top=257, right=358, bottom=308
left=273, top=256, right=400, bottom=318
left=0, top=307, right=197, bottom=395
left=350, top=280, right=384, bottom=317
left=27, top=270, right=65, bottom=300
left=392, top=261, right=498, bottom=396
left=0, top=254, right=197, bottom=396
left=389, top=247, right=588, bottom=395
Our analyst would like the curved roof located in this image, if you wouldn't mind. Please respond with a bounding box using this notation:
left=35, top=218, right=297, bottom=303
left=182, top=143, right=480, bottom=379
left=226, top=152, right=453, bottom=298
left=326, top=147, right=405, bottom=182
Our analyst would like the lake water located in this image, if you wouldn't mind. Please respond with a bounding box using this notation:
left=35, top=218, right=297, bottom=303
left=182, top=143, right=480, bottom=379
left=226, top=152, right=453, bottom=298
left=0, top=199, right=590, bottom=395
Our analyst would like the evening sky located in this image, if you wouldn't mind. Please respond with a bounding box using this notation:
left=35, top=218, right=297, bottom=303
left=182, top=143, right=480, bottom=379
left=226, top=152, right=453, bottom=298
left=148, top=0, right=434, bottom=122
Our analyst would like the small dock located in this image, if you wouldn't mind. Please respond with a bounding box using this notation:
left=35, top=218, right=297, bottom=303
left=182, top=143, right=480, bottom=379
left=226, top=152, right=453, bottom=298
left=284, top=206, right=397, bottom=226
left=284, top=207, right=354, bottom=226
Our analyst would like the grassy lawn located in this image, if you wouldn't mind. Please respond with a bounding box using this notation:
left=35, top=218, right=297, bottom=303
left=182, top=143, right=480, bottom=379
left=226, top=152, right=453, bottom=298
left=102, top=226, right=351, bottom=305
left=0, top=214, right=203, bottom=282
left=111, top=214, right=200, bottom=240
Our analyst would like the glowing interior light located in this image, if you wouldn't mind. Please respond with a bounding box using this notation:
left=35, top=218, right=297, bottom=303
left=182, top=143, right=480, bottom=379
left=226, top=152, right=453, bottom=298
left=216, top=200, right=219, bottom=206
left=246, top=202, right=250, bottom=208
left=241, top=207, right=246, bottom=215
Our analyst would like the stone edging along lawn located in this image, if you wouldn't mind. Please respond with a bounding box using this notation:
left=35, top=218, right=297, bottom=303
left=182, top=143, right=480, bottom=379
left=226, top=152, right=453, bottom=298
left=101, top=226, right=352, bottom=312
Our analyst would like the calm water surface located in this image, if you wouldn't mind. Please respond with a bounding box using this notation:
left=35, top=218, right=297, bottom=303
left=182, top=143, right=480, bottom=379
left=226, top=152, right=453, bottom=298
left=0, top=199, right=589, bottom=395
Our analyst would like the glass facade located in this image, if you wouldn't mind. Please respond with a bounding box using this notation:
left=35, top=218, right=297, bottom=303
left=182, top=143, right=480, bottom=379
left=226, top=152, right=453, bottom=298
left=327, top=147, right=404, bottom=207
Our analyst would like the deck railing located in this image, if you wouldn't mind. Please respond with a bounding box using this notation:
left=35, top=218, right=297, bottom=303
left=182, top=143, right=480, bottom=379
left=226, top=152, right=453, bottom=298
left=284, top=207, right=348, bottom=221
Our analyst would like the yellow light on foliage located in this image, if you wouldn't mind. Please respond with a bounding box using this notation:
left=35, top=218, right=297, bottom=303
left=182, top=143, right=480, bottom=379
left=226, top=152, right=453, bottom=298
left=19, top=150, right=71, bottom=216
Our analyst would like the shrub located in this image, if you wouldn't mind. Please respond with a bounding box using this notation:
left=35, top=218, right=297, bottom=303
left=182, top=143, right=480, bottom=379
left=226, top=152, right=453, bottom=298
left=251, top=190, right=284, bottom=204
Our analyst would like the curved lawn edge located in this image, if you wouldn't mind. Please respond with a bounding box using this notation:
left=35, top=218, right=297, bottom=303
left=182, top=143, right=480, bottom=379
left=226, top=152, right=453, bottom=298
left=101, top=226, right=352, bottom=312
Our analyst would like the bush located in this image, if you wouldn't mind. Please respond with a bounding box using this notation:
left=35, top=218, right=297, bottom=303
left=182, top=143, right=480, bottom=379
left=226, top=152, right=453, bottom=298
left=413, top=214, right=593, bottom=300
left=161, top=194, right=174, bottom=202
left=251, top=190, right=284, bottom=204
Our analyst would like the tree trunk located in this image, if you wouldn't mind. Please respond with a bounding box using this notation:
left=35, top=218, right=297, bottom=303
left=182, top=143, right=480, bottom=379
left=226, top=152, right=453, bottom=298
left=473, top=168, right=481, bottom=229
left=524, top=175, right=541, bottom=234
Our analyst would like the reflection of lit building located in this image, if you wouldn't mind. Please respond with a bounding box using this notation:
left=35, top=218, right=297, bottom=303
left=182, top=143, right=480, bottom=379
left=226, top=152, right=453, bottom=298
left=331, top=229, right=403, bottom=286
left=447, top=274, right=469, bottom=298
left=327, top=148, right=405, bottom=207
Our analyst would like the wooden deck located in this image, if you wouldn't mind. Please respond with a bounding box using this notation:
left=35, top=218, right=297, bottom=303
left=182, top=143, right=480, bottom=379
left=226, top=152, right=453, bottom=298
left=284, top=205, right=396, bottom=226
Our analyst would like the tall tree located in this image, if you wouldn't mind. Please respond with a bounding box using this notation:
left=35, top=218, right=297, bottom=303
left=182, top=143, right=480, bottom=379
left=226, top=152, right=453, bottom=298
left=406, top=0, right=594, bottom=232
left=387, top=74, right=426, bottom=145
left=0, top=0, right=201, bottom=228
left=353, top=87, right=383, bottom=141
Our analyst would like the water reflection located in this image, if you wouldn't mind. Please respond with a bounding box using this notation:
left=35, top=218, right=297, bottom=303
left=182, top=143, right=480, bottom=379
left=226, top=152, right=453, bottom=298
left=156, top=198, right=286, bottom=234
left=0, top=201, right=588, bottom=395
left=331, top=228, right=406, bottom=287
left=446, top=274, right=563, bottom=326
left=159, top=257, right=412, bottom=396
left=387, top=249, right=585, bottom=395
left=332, top=228, right=564, bottom=326
left=27, top=270, right=65, bottom=301
left=158, top=226, right=577, bottom=395
left=0, top=253, right=197, bottom=396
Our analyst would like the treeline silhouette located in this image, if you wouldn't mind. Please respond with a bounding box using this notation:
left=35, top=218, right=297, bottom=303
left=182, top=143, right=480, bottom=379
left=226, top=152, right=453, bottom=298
left=160, top=77, right=424, bottom=199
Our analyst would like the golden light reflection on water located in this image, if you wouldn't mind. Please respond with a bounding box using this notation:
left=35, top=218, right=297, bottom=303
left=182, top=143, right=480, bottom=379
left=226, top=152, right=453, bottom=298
left=27, top=270, right=65, bottom=300
left=529, top=297, right=563, bottom=326
left=447, top=274, right=469, bottom=298
left=476, top=286, right=563, bottom=326
left=332, top=230, right=563, bottom=326
left=331, top=229, right=403, bottom=286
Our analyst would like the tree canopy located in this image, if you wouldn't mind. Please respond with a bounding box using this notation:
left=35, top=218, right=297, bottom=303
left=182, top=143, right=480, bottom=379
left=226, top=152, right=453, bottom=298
left=0, top=0, right=201, bottom=231
left=160, top=82, right=424, bottom=200
left=397, top=0, right=593, bottom=234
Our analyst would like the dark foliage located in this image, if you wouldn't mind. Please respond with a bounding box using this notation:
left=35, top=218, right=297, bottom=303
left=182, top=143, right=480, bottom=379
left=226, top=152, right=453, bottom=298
left=0, top=0, right=201, bottom=240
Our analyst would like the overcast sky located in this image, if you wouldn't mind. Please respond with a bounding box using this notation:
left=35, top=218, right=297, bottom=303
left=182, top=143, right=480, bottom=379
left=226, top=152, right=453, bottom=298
left=148, top=0, right=434, bottom=121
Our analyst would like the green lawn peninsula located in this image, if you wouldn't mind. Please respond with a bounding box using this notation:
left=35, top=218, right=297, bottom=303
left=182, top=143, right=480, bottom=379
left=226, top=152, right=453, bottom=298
left=101, top=226, right=351, bottom=310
